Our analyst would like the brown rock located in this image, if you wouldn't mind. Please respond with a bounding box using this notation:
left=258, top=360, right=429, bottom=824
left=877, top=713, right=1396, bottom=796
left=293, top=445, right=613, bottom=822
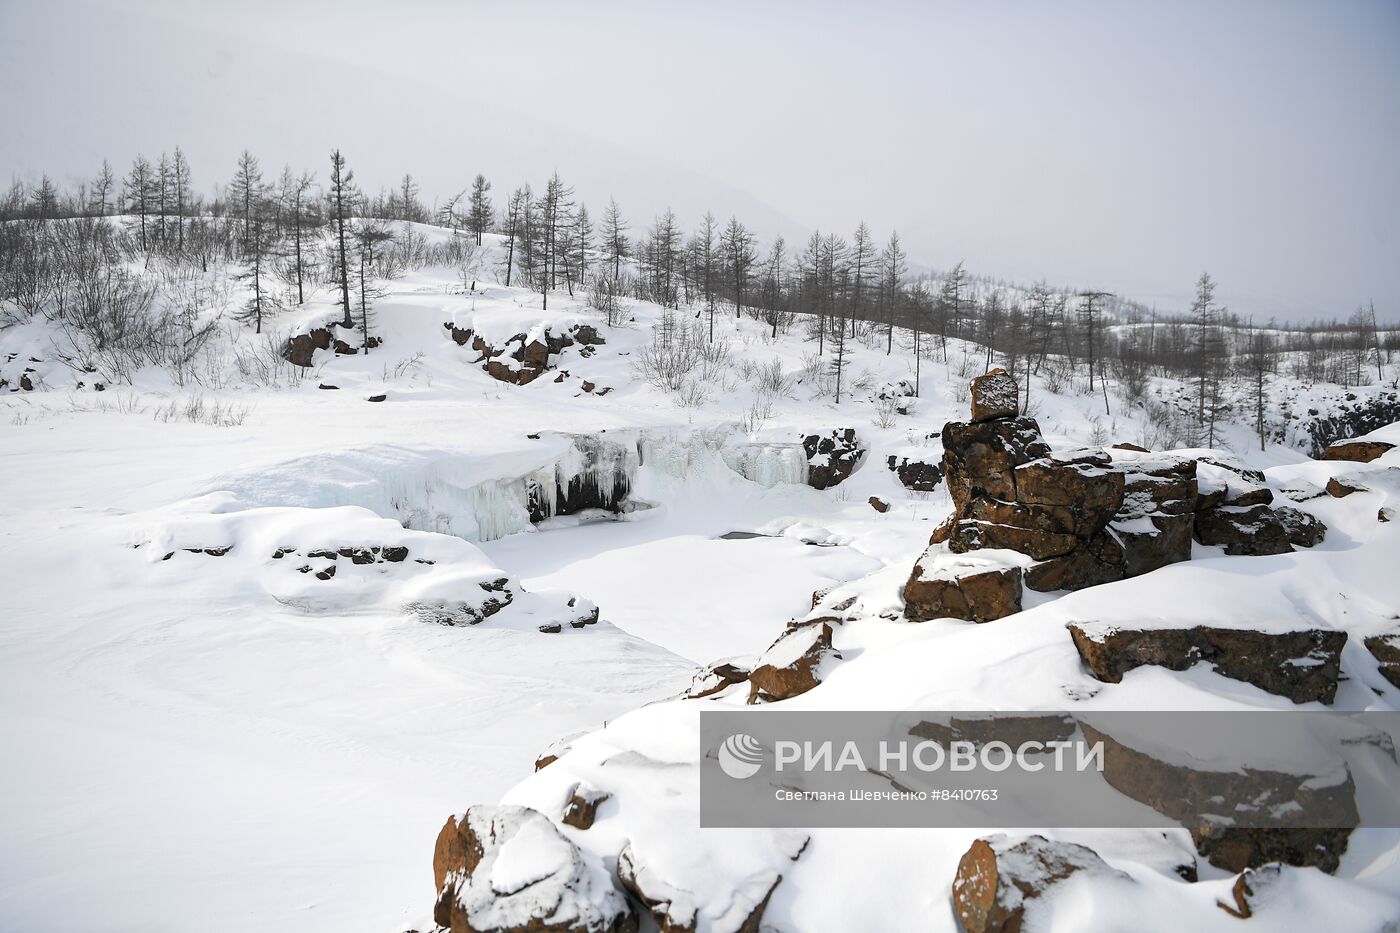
left=969, top=368, right=1019, bottom=422
left=685, top=660, right=751, bottom=699
left=868, top=496, right=890, bottom=513
left=1014, top=459, right=1125, bottom=525
left=941, top=417, right=1051, bottom=510
left=748, top=623, right=840, bottom=702
left=1068, top=623, right=1346, bottom=704
left=905, top=555, right=1023, bottom=623
left=282, top=327, right=333, bottom=367
left=1112, top=442, right=1150, bottom=452
left=561, top=785, right=610, bottom=830
left=948, top=518, right=1080, bottom=561
left=1321, top=439, right=1395, bottom=463
left=1216, top=864, right=1284, bottom=919
left=952, top=835, right=1128, bottom=933
left=1023, top=530, right=1126, bottom=592
left=1326, top=476, right=1366, bottom=498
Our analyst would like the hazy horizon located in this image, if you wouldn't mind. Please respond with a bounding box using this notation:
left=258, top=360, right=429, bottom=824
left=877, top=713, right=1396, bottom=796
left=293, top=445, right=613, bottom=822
left=2, top=0, right=1397, bottom=322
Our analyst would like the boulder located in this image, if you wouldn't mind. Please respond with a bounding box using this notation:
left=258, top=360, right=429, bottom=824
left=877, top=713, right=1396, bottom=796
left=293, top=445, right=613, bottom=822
left=616, top=842, right=781, bottom=933
left=1364, top=632, right=1400, bottom=689
left=904, top=553, right=1023, bottom=623
left=802, top=429, right=864, bottom=490
left=561, top=785, right=610, bottom=831
left=1113, top=512, right=1195, bottom=577
left=1112, top=442, right=1150, bottom=452
left=868, top=496, right=890, bottom=513
left=1067, top=623, right=1346, bottom=704
left=1013, top=459, right=1126, bottom=534
left=1326, top=476, right=1366, bottom=498
left=748, top=622, right=840, bottom=702
left=1193, top=504, right=1294, bottom=556
left=1274, top=506, right=1327, bottom=548
left=684, top=660, right=751, bottom=699
left=886, top=454, right=943, bottom=492
left=969, top=368, right=1019, bottom=422
left=432, top=805, right=636, bottom=933
left=1321, top=439, right=1395, bottom=463
left=951, top=835, right=1129, bottom=933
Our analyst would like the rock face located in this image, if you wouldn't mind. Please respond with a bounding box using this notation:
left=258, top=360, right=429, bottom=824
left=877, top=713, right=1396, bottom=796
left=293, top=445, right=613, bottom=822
left=942, top=417, right=1052, bottom=509
left=1322, top=439, right=1395, bottom=463
left=1365, top=632, right=1400, bottom=689
left=433, top=805, right=636, bottom=933
left=748, top=622, right=840, bottom=702
left=886, top=453, right=943, bottom=492
left=802, top=429, right=864, bottom=489
left=951, top=835, right=1129, bottom=933
left=448, top=321, right=605, bottom=385
left=283, top=326, right=333, bottom=367
left=904, top=552, right=1022, bottom=623
left=1078, top=721, right=1358, bottom=874
left=969, top=368, right=1020, bottom=422
left=1067, top=623, right=1346, bottom=704
left=1193, top=504, right=1293, bottom=556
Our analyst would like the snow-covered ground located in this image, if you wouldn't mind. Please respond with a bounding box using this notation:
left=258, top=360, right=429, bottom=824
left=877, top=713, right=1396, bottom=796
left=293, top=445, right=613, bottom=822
left=2, top=223, right=1398, bottom=932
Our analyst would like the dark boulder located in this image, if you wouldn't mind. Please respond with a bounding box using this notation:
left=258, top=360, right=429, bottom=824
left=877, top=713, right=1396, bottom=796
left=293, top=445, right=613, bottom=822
left=1068, top=622, right=1346, bottom=704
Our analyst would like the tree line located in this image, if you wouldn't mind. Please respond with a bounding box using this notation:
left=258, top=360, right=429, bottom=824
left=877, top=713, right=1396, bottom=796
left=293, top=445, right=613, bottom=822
left=2, top=149, right=1394, bottom=444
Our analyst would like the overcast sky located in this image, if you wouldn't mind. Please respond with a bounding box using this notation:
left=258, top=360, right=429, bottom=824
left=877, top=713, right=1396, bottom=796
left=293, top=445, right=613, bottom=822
left=2, top=0, right=1397, bottom=321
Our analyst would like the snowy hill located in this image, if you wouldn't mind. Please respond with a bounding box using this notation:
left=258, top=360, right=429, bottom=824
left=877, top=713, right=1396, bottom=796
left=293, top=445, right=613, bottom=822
left=2, top=220, right=1399, bottom=932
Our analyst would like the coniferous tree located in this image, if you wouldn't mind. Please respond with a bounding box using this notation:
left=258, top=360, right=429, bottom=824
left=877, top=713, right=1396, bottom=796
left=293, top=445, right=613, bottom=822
left=327, top=149, right=357, bottom=328
left=91, top=160, right=115, bottom=217
left=601, top=198, right=629, bottom=282
left=880, top=231, right=906, bottom=354
left=467, top=174, right=493, bottom=245
left=721, top=216, right=757, bottom=319
left=228, top=150, right=263, bottom=253
left=123, top=155, right=155, bottom=251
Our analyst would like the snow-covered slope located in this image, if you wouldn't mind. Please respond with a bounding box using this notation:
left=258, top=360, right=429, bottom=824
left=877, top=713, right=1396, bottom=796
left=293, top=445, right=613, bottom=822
left=2, top=222, right=1398, bottom=932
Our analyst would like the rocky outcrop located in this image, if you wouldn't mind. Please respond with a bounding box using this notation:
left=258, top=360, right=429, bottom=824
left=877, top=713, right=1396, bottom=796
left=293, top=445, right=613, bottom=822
left=904, top=552, right=1022, bottom=623
left=1322, top=438, right=1395, bottom=463
left=283, top=326, right=333, bottom=367
left=684, top=659, right=752, bottom=699
left=448, top=321, right=605, bottom=385
left=1067, top=622, right=1346, bottom=704
left=802, top=429, right=864, bottom=489
left=951, top=835, right=1129, bottom=933
left=748, top=622, right=839, bottom=702
left=1079, top=721, right=1358, bottom=873
left=1303, top=392, right=1400, bottom=457
left=886, top=453, right=943, bottom=492
left=433, top=805, right=636, bottom=933
left=931, top=372, right=1323, bottom=590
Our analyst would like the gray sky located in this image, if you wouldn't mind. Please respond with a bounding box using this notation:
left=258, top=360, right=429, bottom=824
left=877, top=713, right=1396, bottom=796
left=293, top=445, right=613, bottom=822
left=3, top=0, right=1397, bottom=321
